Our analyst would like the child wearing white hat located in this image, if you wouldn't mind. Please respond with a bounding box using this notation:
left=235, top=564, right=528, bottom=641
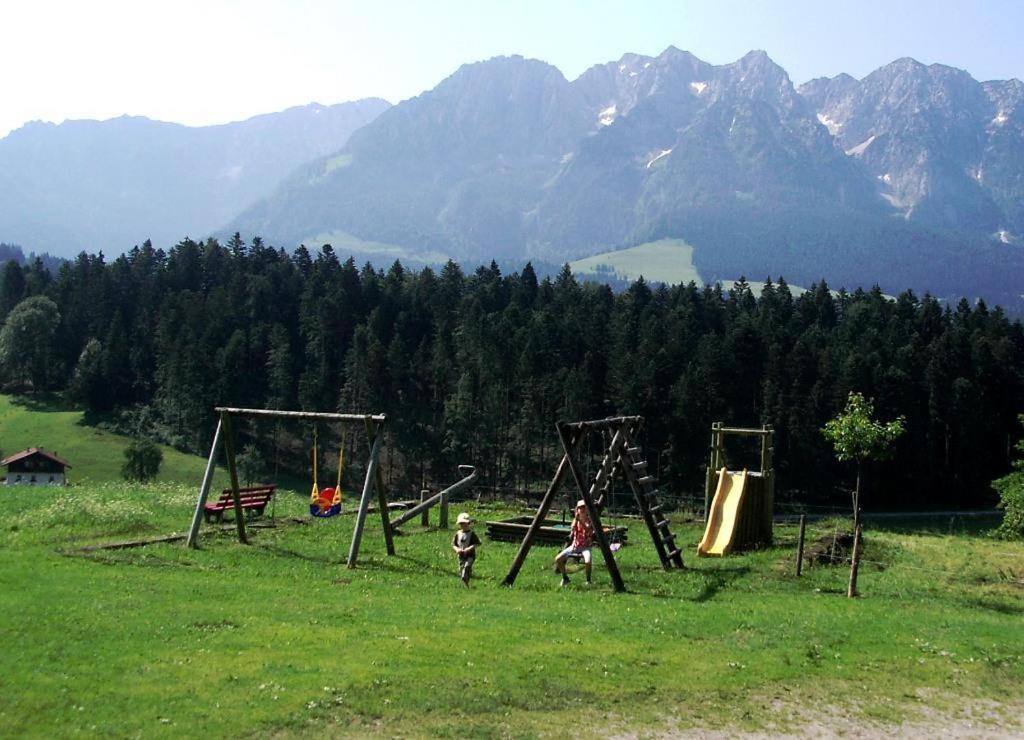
left=452, top=512, right=481, bottom=587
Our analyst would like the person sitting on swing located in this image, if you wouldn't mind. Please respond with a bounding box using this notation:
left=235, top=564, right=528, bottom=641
left=555, top=500, right=595, bottom=587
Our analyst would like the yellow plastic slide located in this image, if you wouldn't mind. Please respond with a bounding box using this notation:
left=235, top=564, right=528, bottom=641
left=697, top=468, right=749, bottom=556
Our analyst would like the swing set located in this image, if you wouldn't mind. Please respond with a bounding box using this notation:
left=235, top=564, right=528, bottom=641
left=504, top=416, right=685, bottom=592
left=186, top=407, right=395, bottom=568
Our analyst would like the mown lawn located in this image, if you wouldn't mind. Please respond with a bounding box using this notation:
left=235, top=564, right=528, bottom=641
left=1, top=480, right=1022, bottom=738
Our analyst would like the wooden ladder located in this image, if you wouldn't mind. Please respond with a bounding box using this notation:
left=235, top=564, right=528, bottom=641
left=618, top=428, right=685, bottom=570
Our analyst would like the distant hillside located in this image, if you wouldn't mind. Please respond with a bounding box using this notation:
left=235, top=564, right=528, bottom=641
left=0, top=99, right=390, bottom=257
left=229, top=49, right=1024, bottom=309
left=0, top=243, right=63, bottom=273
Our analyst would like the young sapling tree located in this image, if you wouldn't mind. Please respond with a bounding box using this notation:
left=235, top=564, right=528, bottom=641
left=823, top=392, right=905, bottom=532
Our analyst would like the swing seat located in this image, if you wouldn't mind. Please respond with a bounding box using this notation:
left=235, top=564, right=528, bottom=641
left=310, top=486, right=343, bottom=518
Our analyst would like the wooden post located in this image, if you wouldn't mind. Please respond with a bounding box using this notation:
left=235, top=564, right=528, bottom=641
left=795, top=514, right=806, bottom=577
left=440, top=486, right=450, bottom=529
left=503, top=434, right=582, bottom=586
left=186, top=418, right=222, bottom=548
left=420, top=489, right=430, bottom=527
left=347, top=430, right=384, bottom=568
left=705, top=423, right=722, bottom=523
left=558, top=422, right=626, bottom=593
left=367, top=418, right=396, bottom=557
left=219, top=411, right=248, bottom=545
left=847, top=524, right=863, bottom=598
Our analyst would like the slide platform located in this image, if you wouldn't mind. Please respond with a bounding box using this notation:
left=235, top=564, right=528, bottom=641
left=697, top=468, right=749, bottom=556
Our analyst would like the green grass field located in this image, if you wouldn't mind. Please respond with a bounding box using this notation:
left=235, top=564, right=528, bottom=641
left=1, top=474, right=1022, bottom=737
left=1, top=397, right=1021, bottom=735
left=570, top=239, right=703, bottom=286
left=302, top=231, right=451, bottom=267
left=569, top=240, right=832, bottom=298
left=0, top=395, right=211, bottom=484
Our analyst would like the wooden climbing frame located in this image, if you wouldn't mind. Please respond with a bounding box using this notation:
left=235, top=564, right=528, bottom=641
left=503, top=416, right=685, bottom=592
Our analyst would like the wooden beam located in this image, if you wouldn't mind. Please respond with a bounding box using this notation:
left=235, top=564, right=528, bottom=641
left=214, top=407, right=386, bottom=423
left=391, top=466, right=477, bottom=529
left=561, top=416, right=644, bottom=432
left=717, top=426, right=773, bottom=437
left=557, top=422, right=626, bottom=593
left=219, top=411, right=248, bottom=545
left=346, top=429, right=384, bottom=568
left=186, top=418, right=222, bottom=548
left=503, top=433, right=583, bottom=586
left=367, top=419, right=396, bottom=556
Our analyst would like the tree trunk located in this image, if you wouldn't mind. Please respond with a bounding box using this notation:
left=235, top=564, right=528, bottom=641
left=853, top=461, right=862, bottom=533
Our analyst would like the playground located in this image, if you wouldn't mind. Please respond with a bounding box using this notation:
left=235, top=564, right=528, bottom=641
left=0, top=404, right=1021, bottom=736
left=2, top=471, right=1023, bottom=736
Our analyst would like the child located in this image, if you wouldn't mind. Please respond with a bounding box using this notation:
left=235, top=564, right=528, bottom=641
left=554, top=500, right=595, bottom=587
left=452, top=512, right=481, bottom=587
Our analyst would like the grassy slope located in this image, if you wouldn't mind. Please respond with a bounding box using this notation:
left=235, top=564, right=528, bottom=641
left=569, top=240, right=822, bottom=297
left=0, top=395, right=210, bottom=485
left=570, top=239, right=702, bottom=286
left=1, top=479, right=1021, bottom=738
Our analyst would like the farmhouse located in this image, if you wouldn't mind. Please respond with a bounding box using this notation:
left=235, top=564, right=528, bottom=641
left=1, top=448, right=71, bottom=486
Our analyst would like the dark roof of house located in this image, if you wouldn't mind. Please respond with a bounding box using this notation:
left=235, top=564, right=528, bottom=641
left=0, top=447, right=72, bottom=468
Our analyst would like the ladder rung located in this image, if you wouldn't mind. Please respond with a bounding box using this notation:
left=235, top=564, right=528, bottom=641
left=632, top=460, right=647, bottom=469
left=638, top=476, right=656, bottom=485
left=648, top=504, right=662, bottom=515
left=655, top=519, right=670, bottom=529
left=664, top=548, right=681, bottom=560
left=645, top=490, right=661, bottom=499
left=627, top=446, right=640, bottom=454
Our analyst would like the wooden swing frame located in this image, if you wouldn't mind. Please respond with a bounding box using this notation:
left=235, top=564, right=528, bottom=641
left=185, top=407, right=395, bottom=568
left=503, top=416, right=685, bottom=593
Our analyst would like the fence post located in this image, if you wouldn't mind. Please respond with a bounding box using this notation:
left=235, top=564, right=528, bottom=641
left=796, top=514, right=806, bottom=577
left=420, top=489, right=430, bottom=527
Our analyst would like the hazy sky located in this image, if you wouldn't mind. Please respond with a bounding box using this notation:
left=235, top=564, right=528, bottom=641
left=3, top=0, right=1023, bottom=138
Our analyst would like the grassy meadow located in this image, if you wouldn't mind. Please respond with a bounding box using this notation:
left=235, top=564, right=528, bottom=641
left=1, top=394, right=1021, bottom=736
left=570, top=239, right=702, bottom=285
left=1, top=471, right=1022, bottom=737
left=0, top=394, right=211, bottom=485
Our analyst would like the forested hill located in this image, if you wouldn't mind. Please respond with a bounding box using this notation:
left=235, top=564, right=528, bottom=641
left=1, top=235, right=1022, bottom=510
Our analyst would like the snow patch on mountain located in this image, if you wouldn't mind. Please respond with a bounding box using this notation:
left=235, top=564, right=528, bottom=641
left=646, top=149, right=673, bottom=168
left=845, top=135, right=876, bottom=157
left=690, top=81, right=708, bottom=95
left=598, top=105, right=617, bottom=126
left=816, top=113, right=843, bottom=135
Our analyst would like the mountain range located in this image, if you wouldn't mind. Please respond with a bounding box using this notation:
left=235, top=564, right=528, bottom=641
left=2, top=48, right=1023, bottom=308
left=0, top=98, right=389, bottom=255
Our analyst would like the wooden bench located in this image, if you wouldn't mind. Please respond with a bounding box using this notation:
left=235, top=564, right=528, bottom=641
left=203, top=485, right=276, bottom=523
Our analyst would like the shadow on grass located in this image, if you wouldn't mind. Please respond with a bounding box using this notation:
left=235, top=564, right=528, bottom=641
left=8, top=392, right=69, bottom=413
left=865, top=514, right=1003, bottom=538
left=259, top=543, right=333, bottom=564
left=691, top=566, right=752, bottom=602
left=369, top=553, right=455, bottom=579
left=961, top=597, right=1024, bottom=616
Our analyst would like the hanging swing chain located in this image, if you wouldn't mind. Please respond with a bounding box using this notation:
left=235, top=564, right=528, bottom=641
left=312, top=422, right=319, bottom=489
left=335, top=429, right=346, bottom=490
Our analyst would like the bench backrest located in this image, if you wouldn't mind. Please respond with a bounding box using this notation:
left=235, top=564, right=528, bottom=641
left=216, top=486, right=276, bottom=504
